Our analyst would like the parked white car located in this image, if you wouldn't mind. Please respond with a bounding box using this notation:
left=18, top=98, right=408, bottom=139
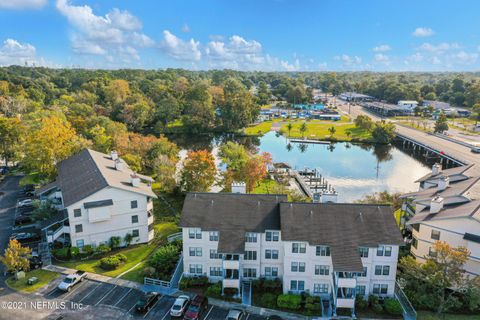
left=170, top=295, right=190, bottom=317
left=57, top=270, right=86, bottom=291
left=226, top=309, right=244, bottom=320
left=18, top=199, right=33, bottom=207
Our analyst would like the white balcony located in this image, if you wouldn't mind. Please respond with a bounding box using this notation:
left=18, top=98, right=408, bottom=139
left=223, top=260, right=240, bottom=269
left=148, top=214, right=154, bottom=225
left=47, top=225, right=70, bottom=243
left=223, top=279, right=240, bottom=288
left=336, top=297, right=355, bottom=308
left=337, top=277, right=357, bottom=288
left=147, top=201, right=153, bottom=212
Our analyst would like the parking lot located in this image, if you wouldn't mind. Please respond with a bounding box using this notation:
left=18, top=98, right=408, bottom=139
left=43, top=278, right=268, bottom=320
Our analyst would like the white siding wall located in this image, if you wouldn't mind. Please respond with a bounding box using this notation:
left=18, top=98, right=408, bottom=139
left=182, top=228, right=399, bottom=297
left=411, top=218, right=480, bottom=277
left=68, top=187, right=153, bottom=247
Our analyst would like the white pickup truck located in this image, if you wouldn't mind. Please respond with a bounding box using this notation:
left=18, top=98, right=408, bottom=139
left=57, top=270, right=86, bottom=291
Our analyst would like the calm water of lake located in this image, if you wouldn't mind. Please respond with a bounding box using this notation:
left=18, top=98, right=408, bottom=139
left=169, top=131, right=432, bottom=202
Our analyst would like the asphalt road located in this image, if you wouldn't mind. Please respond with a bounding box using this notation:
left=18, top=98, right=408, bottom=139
left=0, top=175, right=22, bottom=275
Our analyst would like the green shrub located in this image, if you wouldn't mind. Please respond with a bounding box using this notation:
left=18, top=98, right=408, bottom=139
left=384, top=298, right=403, bottom=315
left=368, top=295, right=383, bottom=313
left=70, top=247, right=80, bottom=258
left=82, top=245, right=94, bottom=255
left=96, top=244, right=111, bottom=255
left=148, top=244, right=180, bottom=280
left=179, top=277, right=190, bottom=290
left=206, top=282, right=222, bottom=298
left=277, top=294, right=302, bottom=310
left=355, top=295, right=368, bottom=310
left=259, top=293, right=277, bottom=308
left=52, top=247, right=70, bottom=259
left=109, top=236, right=121, bottom=248
left=99, top=254, right=128, bottom=270
left=143, top=266, right=156, bottom=277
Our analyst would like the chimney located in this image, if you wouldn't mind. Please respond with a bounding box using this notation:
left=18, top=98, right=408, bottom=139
left=437, top=176, right=450, bottom=191
left=111, top=150, right=118, bottom=161
left=131, top=173, right=140, bottom=187
left=115, top=159, right=124, bottom=171
left=231, top=182, right=246, bottom=194
left=430, top=196, right=444, bottom=214
left=432, top=163, right=442, bottom=175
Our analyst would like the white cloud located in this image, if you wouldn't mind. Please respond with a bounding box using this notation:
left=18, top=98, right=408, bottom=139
left=412, top=27, right=435, bottom=37
left=0, top=38, right=40, bottom=66
left=372, top=44, right=391, bottom=52
left=0, top=0, right=47, bottom=9
left=417, top=42, right=459, bottom=53
left=374, top=53, right=390, bottom=64
left=55, top=0, right=153, bottom=63
left=453, top=51, right=478, bottom=64
left=181, top=23, right=190, bottom=33
left=159, top=30, right=201, bottom=61
left=334, top=54, right=362, bottom=65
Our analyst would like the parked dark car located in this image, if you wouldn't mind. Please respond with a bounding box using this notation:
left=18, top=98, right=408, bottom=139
left=135, top=292, right=159, bottom=313
left=9, top=232, right=41, bottom=244
left=23, top=184, right=35, bottom=192
left=15, top=215, right=33, bottom=225
left=183, top=295, right=208, bottom=320
left=0, top=166, right=8, bottom=174
left=267, top=316, right=283, bottom=320
left=17, top=206, right=35, bottom=216
left=29, top=256, right=43, bottom=269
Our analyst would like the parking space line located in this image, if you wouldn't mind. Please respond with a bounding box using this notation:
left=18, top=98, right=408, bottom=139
left=63, top=280, right=88, bottom=299
left=143, top=296, right=162, bottom=319
left=203, top=305, right=213, bottom=319
left=79, top=282, right=102, bottom=303
left=245, top=314, right=250, bottom=320
left=127, top=301, right=137, bottom=314
left=160, top=310, right=170, bottom=320
left=95, top=284, right=117, bottom=306
left=114, top=288, right=133, bottom=307
left=45, top=288, right=60, bottom=298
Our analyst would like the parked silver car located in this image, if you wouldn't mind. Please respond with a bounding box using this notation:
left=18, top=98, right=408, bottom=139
left=170, top=295, right=190, bottom=317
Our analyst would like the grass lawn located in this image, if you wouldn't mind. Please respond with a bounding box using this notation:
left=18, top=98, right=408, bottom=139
left=5, top=269, right=60, bottom=293
left=252, top=179, right=282, bottom=194
left=417, top=311, right=480, bottom=320
left=393, top=209, right=403, bottom=227
left=281, top=121, right=372, bottom=141
left=19, top=172, right=49, bottom=187
left=119, top=261, right=146, bottom=283
left=245, top=121, right=273, bottom=135
left=56, top=222, right=179, bottom=280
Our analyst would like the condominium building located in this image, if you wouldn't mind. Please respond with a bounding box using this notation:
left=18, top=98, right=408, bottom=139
left=36, top=149, right=156, bottom=248
left=401, top=163, right=480, bottom=277
left=180, top=193, right=403, bottom=316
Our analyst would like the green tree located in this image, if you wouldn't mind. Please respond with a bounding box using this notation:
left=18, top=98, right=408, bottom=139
left=180, top=150, right=217, bottom=192
left=0, top=117, right=24, bottom=167
left=399, top=241, right=480, bottom=316
left=371, top=121, right=396, bottom=144
left=219, top=141, right=249, bottom=181
left=257, top=81, right=271, bottom=105
left=286, top=123, right=293, bottom=137
left=328, top=126, right=336, bottom=138
left=471, top=103, right=480, bottom=125
left=299, top=122, right=308, bottom=138
left=434, top=111, right=449, bottom=133
left=183, top=81, right=215, bottom=133
left=219, top=78, right=259, bottom=130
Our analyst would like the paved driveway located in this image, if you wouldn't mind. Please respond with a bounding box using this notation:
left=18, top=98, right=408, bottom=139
left=0, top=175, right=22, bottom=275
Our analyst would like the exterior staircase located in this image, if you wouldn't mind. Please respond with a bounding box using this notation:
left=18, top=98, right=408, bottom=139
left=395, top=281, right=417, bottom=320
left=37, top=242, right=51, bottom=266
left=241, top=280, right=252, bottom=306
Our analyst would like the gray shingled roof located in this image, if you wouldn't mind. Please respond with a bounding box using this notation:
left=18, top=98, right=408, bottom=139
left=401, top=176, right=480, bottom=200
left=39, top=149, right=156, bottom=207
left=279, top=202, right=404, bottom=272
left=407, top=199, right=480, bottom=224
left=415, top=164, right=473, bottom=183
left=179, top=193, right=287, bottom=254
left=180, top=193, right=403, bottom=271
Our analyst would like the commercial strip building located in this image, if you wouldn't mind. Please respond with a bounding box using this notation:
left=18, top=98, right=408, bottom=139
left=36, top=149, right=157, bottom=248
left=180, top=192, right=403, bottom=316
left=338, top=92, right=374, bottom=102
left=400, top=163, right=480, bottom=277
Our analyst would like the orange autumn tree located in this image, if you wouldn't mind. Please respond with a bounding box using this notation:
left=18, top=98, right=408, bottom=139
left=244, top=152, right=272, bottom=192
left=180, top=150, right=217, bottom=192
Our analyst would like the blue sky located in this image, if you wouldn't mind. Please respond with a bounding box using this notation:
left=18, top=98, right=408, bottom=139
left=0, top=0, right=479, bottom=71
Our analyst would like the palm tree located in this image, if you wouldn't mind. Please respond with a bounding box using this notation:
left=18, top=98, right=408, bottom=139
left=287, top=123, right=293, bottom=137
left=328, top=126, right=336, bottom=138
left=346, top=130, right=351, bottom=140
left=299, top=122, right=307, bottom=138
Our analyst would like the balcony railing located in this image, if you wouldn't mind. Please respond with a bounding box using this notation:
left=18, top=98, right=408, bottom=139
left=223, top=278, right=240, bottom=288
left=336, top=297, right=355, bottom=308
left=337, top=277, right=356, bottom=288
left=223, top=260, right=240, bottom=270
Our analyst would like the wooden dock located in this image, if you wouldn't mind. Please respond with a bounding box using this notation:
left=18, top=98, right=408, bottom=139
left=289, top=139, right=330, bottom=145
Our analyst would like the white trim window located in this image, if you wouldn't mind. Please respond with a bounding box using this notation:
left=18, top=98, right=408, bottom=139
left=373, top=284, right=388, bottom=295
left=266, top=231, right=279, bottom=242
left=291, top=262, right=306, bottom=272
left=210, top=249, right=222, bottom=259
left=292, top=242, right=306, bottom=253
left=315, top=265, right=329, bottom=276
left=374, top=265, right=390, bottom=276
left=244, top=250, right=257, bottom=261
left=313, top=283, right=329, bottom=294
left=210, top=267, right=222, bottom=277
left=316, top=245, right=330, bottom=256
left=377, top=245, right=392, bottom=257
left=189, top=228, right=202, bottom=239
left=189, top=264, right=203, bottom=275
left=290, top=280, right=305, bottom=291
left=265, top=249, right=279, bottom=259
left=356, top=285, right=366, bottom=296
left=189, top=247, right=202, bottom=257
left=245, top=232, right=257, bottom=243
left=209, top=231, right=219, bottom=241
left=243, top=268, right=257, bottom=278
left=359, top=247, right=369, bottom=258
left=265, top=267, right=278, bottom=277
